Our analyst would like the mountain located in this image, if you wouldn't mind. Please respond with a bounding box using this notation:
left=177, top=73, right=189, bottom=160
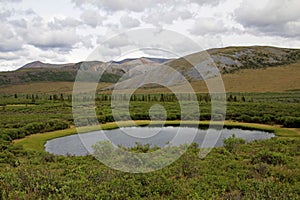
left=103, top=46, right=300, bottom=90
left=0, top=46, right=299, bottom=92
left=21, top=61, right=75, bottom=69
left=0, top=57, right=170, bottom=85
left=166, top=46, right=300, bottom=80
left=112, top=57, right=170, bottom=64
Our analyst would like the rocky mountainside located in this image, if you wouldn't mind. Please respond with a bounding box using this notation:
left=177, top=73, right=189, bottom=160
left=105, top=46, right=300, bottom=90
left=0, top=46, right=299, bottom=86
left=167, top=46, right=300, bottom=81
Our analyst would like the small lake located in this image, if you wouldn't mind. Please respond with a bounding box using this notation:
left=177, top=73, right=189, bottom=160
left=45, top=127, right=275, bottom=156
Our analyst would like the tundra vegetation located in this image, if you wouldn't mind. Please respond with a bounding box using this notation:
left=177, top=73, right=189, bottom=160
left=0, top=92, right=299, bottom=199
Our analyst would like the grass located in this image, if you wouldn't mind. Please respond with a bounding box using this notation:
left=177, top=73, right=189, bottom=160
left=0, top=81, right=112, bottom=94
left=1, top=61, right=300, bottom=94
left=14, top=120, right=299, bottom=152
left=134, top=61, right=300, bottom=93
left=103, top=61, right=300, bottom=94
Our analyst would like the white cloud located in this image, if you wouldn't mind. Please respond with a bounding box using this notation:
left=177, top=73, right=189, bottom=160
left=71, top=0, right=223, bottom=12
left=72, top=0, right=161, bottom=12
left=0, top=0, right=22, bottom=3
left=48, top=17, right=82, bottom=29
left=0, top=10, right=12, bottom=20
left=9, top=18, right=27, bottom=28
left=100, top=33, right=133, bottom=48
left=39, top=51, right=68, bottom=63
left=0, top=22, right=23, bottom=52
left=142, top=7, right=193, bottom=26
left=120, top=15, right=140, bottom=28
left=8, top=14, right=84, bottom=52
left=0, top=51, right=24, bottom=60
left=189, top=18, right=228, bottom=35
left=27, top=29, right=79, bottom=51
left=235, top=0, right=300, bottom=38
left=188, top=0, right=224, bottom=6
left=87, top=44, right=121, bottom=61
left=80, top=9, right=104, bottom=28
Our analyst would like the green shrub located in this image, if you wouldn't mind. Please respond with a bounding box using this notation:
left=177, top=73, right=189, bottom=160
left=283, top=117, right=300, bottom=128
left=223, top=134, right=245, bottom=154
left=2, top=129, right=25, bottom=140
left=251, top=150, right=287, bottom=165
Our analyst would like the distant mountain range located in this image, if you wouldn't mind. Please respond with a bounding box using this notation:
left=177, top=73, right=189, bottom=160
left=0, top=46, right=299, bottom=87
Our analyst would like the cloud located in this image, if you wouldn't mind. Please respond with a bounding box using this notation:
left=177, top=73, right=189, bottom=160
left=0, top=0, right=22, bottom=3
left=48, top=17, right=82, bottom=29
left=87, top=44, right=121, bottom=61
left=120, top=15, right=140, bottom=28
left=0, top=52, right=22, bottom=60
left=142, top=7, right=193, bottom=26
left=39, top=51, right=68, bottom=62
left=72, top=0, right=161, bottom=12
left=78, top=35, right=94, bottom=49
left=72, top=0, right=223, bottom=12
left=189, top=18, right=227, bottom=35
left=9, top=18, right=27, bottom=28
left=0, top=10, right=12, bottom=20
left=9, top=15, right=83, bottom=52
left=100, top=33, right=133, bottom=48
left=26, top=29, right=79, bottom=51
left=0, top=22, right=23, bottom=52
left=235, top=0, right=300, bottom=38
left=97, top=0, right=152, bottom=12
left=80, top=9, right=104, bottom=27
left=188, top=0, right=224, bottom=6
left=187, top=0, right=225, bottom=6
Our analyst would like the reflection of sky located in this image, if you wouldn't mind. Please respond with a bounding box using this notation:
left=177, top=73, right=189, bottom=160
left=45, top=127, right=275, bottom=156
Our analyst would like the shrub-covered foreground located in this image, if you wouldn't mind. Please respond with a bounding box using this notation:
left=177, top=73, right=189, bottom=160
left=1, top=136, right=299, bottom=199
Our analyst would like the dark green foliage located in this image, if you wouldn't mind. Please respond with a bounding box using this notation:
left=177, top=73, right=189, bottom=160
left=0, top=136, right=299, bottom=199
left=223, top=134, right=246, bottom=154
left=251, top=150, right=287, bottom=165
left=0, top=120, right=69, bottom=141
left=23, top=120, right=69, bottom=136
left=0, top=69, right=121, bottom=85
left=283, top=117, right=300, bottom=128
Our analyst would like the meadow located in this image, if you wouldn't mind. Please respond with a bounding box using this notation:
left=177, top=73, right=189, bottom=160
left=0, top=91, right=299, bottom=199
left=0, top=92, right=299, bottom=142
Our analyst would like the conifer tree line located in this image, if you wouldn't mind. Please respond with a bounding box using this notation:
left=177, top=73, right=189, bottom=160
left=8, top=93, right=250, bottom=103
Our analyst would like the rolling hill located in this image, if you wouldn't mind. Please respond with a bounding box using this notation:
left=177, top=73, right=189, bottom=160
left=0, top=46, right=299, bottom=93
left=0, top=57, right=168, bottom=85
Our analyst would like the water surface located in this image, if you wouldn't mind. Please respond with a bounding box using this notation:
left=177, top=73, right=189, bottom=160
left=45, top=127, right=275, bottom=156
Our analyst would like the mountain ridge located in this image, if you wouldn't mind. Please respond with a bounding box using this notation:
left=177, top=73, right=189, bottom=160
left=0, top=46, right=299, bottom=86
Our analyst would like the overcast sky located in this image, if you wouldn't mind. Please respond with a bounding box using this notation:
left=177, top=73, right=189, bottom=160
left=0, top=0, right=299, bottom=71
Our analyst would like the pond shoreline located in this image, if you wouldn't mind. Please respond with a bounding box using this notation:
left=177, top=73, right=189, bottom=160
left=45, top=127, right=275, bottom=156
left=14, top=120, right=299, bottom=152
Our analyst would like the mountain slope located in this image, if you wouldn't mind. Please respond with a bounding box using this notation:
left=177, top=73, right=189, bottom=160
left=103, top=46, right=300, bottom=90
left=0, top=46, right=299, bottom=92
left=0, top=57, right=169, bottom=85
left=1, top=61, right=299, bottom=94
left=166, top=46, right=300, bottom=81
left=21, top=61, right=75, bottom=69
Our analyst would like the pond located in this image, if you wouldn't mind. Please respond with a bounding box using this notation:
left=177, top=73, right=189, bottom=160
left=45, top=126, right=275, bottom=156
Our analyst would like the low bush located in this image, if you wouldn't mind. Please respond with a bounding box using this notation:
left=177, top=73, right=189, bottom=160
left=283, top=117, right=300, bottom=128
left=223, top=134, right=246, bottom=154
left=251, top=150, right=287, bottom=165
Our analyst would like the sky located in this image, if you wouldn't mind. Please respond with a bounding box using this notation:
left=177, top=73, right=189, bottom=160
left=0, top=0, right=299, bottom=71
